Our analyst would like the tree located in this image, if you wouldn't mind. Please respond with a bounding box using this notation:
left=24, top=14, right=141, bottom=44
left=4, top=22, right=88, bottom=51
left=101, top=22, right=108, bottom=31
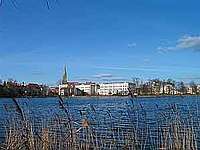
left=176, top=81, right=186, bottom=95
left=132, top=77, right=140, bottom=87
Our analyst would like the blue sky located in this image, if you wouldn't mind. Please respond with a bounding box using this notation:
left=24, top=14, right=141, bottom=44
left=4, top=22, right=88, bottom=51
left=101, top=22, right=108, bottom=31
left=1, top=0, right=200, bottom=85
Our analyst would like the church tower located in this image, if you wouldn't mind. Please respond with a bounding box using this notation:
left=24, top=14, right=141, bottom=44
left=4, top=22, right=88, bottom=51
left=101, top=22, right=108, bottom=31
left=62, top=65, right=68, bottom=84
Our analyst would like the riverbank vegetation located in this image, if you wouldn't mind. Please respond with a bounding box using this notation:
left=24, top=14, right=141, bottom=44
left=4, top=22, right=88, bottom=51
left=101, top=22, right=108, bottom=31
left=0, top=96, right=200, bottom=149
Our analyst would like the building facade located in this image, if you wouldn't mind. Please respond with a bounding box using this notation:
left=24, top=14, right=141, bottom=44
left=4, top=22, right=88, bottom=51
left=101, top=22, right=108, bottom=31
left=98, top=82, right=134, bottom=96
left=159, top=84, right=176, bottom=95
left=75, top=82, right=99, bottom=95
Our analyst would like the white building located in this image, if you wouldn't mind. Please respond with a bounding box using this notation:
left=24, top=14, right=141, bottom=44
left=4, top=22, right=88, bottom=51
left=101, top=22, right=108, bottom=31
left=75, top=82, right=99, bottom=95
left=98, top=82, right=134, bottom=96
left=59, top=83, right=76, bottom=96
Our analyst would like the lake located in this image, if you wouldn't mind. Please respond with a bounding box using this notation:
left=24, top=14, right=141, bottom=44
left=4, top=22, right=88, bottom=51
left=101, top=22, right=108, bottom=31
left=0, top=96, right=200, bottom=149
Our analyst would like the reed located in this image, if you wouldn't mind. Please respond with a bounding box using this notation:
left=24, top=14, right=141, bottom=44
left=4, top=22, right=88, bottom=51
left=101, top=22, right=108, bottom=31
left=0, top=97, right=199, bottom=150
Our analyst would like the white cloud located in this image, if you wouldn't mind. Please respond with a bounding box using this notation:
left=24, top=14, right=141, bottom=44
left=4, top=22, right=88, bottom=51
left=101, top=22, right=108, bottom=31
left=128, top=42, right=136, bottom=48
left=102, top=77, right=128, bottom=82
left=31, top=71, right=45, bottom=76
left=75, top=77, right=91, bottom=81
left=177, top=35, right=200, bottom=50
left=157, top=46, right=176, bottom=53
left=94, top=66, right=170, bottom=72
left=143, top=58, right=151, bottom=63
left=158, top=35, right=200, bottom=53
left=93, top=73, right=113, bottom=78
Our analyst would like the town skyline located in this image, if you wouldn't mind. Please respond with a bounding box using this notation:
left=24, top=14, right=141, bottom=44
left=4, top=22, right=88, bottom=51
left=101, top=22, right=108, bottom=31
left=1, top=0, right=200, bottom=85
left=1, top=68, right=200, bottom=97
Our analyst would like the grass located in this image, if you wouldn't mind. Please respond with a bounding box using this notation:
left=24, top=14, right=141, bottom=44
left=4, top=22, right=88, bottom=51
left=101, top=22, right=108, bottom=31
left=0, top=97, right=199, bottom=149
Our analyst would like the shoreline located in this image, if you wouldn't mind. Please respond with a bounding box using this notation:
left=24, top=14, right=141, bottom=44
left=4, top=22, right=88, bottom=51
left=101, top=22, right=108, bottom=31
left=0, top=94, right=200, bottom=99
left=73, top=94, right=200, bottom=98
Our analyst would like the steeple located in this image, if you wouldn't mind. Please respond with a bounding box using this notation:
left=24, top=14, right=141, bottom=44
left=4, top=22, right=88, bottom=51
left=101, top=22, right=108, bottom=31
left=62, top=65, right=68, bottom=84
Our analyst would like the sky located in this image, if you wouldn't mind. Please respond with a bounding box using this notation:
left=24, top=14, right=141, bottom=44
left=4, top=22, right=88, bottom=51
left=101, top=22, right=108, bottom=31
left=1, top=0, right=200, bottom=85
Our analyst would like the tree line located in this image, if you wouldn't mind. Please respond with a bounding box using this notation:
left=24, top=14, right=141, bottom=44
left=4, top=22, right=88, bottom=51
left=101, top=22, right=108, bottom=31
left=0, top=79, right=48, bottom=98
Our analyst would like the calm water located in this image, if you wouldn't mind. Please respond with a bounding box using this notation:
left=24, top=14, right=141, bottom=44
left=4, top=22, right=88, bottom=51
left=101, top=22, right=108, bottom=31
left=0, top=96, right=199, bottom=128
left=0, top=96, right=200, bottom=122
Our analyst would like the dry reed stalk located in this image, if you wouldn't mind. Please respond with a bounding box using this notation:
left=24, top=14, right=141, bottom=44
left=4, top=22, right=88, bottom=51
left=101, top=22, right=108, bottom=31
left=42, top=128, right=49, bottom=150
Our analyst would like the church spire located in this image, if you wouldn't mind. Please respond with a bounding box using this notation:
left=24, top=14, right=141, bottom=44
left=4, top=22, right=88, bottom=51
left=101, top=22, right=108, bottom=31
left=62, top=65, right=68, bottom=84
